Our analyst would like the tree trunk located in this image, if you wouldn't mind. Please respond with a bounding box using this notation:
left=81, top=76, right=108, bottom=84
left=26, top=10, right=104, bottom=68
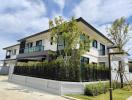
left=119, top=61, right=124, bottom=88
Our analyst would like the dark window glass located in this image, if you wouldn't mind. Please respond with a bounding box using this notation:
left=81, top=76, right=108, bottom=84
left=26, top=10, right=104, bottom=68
left=26, top=42, right=33, bottom=48
left=36, top=40, right=42, bottom=46
left=81, top=57, right=89, bottom=64
left=92, top=40, right=98, bottom=48
left=50, top=37, right=53, bottom=45
left=100, top=43, right=105, bottom=55
left=129, top=62, right=132, bottom=72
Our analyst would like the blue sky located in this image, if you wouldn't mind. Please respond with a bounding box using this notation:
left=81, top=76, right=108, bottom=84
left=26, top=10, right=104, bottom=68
left=0, top=0, right=132, bottom=59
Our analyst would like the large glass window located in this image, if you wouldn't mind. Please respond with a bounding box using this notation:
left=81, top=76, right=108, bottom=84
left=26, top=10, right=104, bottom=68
left=80, top=34, right=90, bottom=51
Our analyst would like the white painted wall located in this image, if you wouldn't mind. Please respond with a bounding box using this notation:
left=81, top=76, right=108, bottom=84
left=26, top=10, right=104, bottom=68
left=5, top=44, right=20, bottom=60
left=25, top=32, right=57, bottom=51
left=9, top=74, right=109, bottom=95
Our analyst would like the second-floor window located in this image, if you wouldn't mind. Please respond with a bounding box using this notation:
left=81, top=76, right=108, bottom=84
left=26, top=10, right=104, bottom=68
left=12, top=49, right=16, bottom=55
left=80, top=34, right=90, bottom=51
left=7, top=50, right=11, bottom=56
left=50, top=37, right=53, bottom=45
left=57, top=35, right=64, bottom=50
left=100, top=43, right=105, bottom=55
left=92, top=40, right=98, bottom=48
left=36, top=40, right=42, bottom=46
left=26, top=42, right=33, bottom=48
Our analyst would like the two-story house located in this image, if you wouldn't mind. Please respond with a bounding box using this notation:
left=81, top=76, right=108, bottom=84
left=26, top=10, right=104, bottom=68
left=14, top=18, right=113, bottom=67
left=3, top=17, right=130, bottom=75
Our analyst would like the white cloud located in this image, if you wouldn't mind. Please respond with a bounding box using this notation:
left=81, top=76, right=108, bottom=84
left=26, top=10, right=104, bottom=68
left=73, top=0, right=132, bottom=24
left=73, top=0, right=132, bottom=57
left=0, top=0, right=49, bottom=59
left=54, top=0, right=65, bottom=11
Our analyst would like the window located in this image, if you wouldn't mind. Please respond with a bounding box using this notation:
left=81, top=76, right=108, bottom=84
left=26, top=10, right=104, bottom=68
left=57, top=35, right=64, bottom=50
left=36, top=40, right=42, bottom=46
left=80, top=34, right=90, bottom=51
left=12, top=49, right=16, bottom=55
left=50, top=37, right=53, bottom=45
left=26, top=42, right=33, bottom=48
left=81, top=57, right=89, bottom=64
left=7, top=50, right=11, bottom=56
left=129, top=62, right=132, bottom=73
left=92, top=40, right=98, bottom=48
left=100, top=43, right=105, bottom=55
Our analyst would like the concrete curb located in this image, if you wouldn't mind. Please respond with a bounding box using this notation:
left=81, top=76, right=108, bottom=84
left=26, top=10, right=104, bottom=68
left=62, top=96, right=80, bottom=100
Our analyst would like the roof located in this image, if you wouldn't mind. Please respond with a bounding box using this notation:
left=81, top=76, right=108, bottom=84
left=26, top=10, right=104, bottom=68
left=18, top=17, right=114, bottom=44
left=3, top=44, right=20, bottom=50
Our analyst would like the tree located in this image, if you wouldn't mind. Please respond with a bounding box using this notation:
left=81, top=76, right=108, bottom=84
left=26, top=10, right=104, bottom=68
left=49, top=16, right=90, bottom=81
left=107, top=17, right=132, bottom=88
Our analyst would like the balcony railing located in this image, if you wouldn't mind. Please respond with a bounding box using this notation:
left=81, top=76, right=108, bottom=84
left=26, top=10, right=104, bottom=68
left=20, top=46, right=44, bottom=54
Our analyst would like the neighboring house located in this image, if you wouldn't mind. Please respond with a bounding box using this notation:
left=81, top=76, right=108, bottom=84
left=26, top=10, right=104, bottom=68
left=3, top=44, right=20, bottom=67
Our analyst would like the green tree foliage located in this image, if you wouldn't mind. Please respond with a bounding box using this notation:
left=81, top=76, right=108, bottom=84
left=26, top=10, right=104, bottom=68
left=49, top=16, right=90, bottom=64
left=107, top=17, right=132, bottom=51
left=107, top=17, right=132, bottom=88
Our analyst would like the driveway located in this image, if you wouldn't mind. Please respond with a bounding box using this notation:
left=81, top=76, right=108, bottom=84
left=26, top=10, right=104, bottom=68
left=0, top=76, right=68, bottom=100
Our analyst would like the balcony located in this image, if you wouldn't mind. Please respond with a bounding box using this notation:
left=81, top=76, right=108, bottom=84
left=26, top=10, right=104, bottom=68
left=21, top=46, right=44, bottom=54
left=17, top=46, right=46, bottom=60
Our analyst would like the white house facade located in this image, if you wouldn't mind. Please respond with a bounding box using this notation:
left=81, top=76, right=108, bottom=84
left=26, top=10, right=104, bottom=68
left=3, top=17, right=132, bottom=95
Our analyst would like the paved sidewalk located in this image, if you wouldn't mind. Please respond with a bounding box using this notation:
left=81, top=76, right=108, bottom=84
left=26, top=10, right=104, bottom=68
left=0, top=76, right=68, bottom=100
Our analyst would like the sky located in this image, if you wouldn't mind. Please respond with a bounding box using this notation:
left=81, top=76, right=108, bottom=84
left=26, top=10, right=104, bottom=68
left=0, top=0, right=132, bottom=59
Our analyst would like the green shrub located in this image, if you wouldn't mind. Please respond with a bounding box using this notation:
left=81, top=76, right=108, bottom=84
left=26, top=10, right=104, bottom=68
left=85, top=81, right=120, bottom=96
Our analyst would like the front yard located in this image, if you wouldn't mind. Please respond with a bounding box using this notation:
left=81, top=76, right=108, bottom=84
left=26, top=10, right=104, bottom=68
left=68, top=86, right=132, bottom=100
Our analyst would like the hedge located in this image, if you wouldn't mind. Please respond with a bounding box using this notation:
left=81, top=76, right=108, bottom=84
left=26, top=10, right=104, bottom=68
left=85, top=81, right=121, bottom=96
left=14, top=60, right=109, bottom=82
left=14, top=60, right=81, bottom=82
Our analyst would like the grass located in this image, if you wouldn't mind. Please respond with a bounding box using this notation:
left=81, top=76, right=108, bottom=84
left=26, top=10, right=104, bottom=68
left=67, top=86, right=132, bottom=100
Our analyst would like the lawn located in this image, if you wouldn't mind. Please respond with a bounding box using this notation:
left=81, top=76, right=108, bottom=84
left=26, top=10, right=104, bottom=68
left=67, top=86, right=132, bottom=100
